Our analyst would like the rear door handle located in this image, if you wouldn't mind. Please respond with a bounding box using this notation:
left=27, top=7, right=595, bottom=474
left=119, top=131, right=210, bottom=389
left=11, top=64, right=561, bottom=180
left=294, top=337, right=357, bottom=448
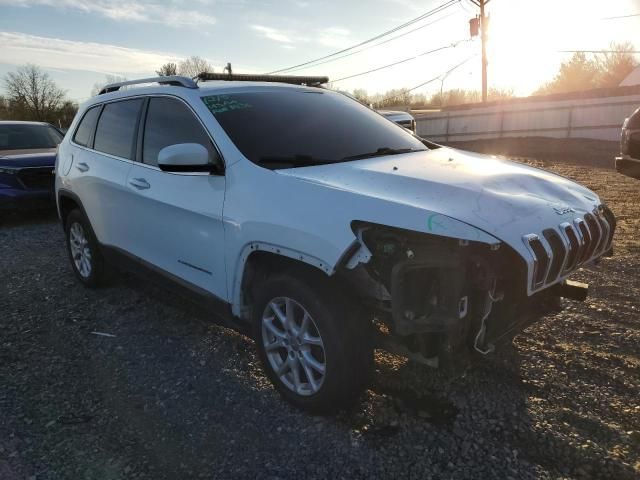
left=129, top=178, right=151, bottom=190
left=76, top=162, right=89, bottom=172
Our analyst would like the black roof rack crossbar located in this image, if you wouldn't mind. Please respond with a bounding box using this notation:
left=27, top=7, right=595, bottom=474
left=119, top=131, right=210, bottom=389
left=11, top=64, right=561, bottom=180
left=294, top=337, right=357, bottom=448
left=98, top=76, right=198, bottom=95
left=197, top=72, right=329, bottom=86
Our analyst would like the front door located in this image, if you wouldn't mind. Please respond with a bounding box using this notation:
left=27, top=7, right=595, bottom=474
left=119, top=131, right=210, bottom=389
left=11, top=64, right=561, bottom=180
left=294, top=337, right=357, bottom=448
left=121, top=96, right=227, bottom=300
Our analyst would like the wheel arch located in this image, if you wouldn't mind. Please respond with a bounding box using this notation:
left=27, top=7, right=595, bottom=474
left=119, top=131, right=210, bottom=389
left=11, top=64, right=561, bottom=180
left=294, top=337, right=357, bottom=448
left=230, top=243, right=341, bottom=319
left=57, top=189, right=87, bottom=227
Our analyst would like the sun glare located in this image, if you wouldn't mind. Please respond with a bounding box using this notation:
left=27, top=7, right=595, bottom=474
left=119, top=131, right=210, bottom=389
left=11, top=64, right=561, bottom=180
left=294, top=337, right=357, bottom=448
left=483, top=0, right=631, bottom=95
left=486, top=6, right=561, bottom=94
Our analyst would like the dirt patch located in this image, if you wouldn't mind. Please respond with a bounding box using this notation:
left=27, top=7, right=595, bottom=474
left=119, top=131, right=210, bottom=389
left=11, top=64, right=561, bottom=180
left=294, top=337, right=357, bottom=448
left=446, top=137, right=619, bottom=169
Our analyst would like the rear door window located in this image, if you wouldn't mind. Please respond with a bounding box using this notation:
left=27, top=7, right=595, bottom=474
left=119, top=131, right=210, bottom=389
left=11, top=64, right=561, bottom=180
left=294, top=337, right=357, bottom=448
left=142, top=97, right=215, bottom=167
left=73, top=106, right=101, bottom=147
left=94, top=99, right=144, bottom=159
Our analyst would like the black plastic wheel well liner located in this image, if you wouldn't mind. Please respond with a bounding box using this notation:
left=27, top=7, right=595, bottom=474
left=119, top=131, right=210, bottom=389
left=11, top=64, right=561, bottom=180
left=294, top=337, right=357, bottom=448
left=57, top=190, right=87, bottom=226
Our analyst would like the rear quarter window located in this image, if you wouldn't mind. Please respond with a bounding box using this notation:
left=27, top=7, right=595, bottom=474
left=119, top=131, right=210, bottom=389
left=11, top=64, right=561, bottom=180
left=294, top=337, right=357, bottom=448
left=73, top=106, right=101, bottom=147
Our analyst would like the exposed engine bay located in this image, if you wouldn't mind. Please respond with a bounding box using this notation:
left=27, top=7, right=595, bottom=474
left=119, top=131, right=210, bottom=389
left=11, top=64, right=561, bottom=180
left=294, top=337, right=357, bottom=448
left=341, top=223, right=591, bottom=369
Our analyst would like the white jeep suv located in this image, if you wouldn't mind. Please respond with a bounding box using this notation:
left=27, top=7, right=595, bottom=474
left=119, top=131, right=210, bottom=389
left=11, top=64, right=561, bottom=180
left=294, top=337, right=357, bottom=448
left=55, top=74, right=616, bottom=412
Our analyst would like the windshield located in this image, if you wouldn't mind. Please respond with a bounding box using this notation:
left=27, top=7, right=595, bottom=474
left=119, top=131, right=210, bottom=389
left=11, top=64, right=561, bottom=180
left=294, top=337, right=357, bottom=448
left=0, top=124, right=63, bottom=151
left=202, top=89, right=427, bottom=168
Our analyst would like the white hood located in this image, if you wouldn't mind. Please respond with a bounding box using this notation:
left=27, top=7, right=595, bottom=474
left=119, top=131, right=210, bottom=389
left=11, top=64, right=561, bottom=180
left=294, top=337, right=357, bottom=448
left=276, top=147, right=601, bottom=264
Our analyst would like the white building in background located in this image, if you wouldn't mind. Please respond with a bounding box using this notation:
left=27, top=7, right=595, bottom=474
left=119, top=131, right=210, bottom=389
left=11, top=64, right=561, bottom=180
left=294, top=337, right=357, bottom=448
left=620, top=66, right=640, bottom=86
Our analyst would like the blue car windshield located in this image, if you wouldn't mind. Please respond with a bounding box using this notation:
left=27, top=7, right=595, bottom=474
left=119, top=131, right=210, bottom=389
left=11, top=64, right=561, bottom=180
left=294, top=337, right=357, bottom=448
left=0, top=124, right=63, bottom=150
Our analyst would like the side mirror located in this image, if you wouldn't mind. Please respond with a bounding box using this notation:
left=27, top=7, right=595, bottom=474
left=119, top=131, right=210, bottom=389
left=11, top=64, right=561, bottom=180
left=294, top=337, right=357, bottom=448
left=157, top=143, right=219, bottom=173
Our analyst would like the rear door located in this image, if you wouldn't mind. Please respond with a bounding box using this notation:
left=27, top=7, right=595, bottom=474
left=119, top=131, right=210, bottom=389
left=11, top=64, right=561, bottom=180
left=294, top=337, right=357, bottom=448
left=67, top=99, right=143, bottom=247
left=121, top=96, right=227, bottom=299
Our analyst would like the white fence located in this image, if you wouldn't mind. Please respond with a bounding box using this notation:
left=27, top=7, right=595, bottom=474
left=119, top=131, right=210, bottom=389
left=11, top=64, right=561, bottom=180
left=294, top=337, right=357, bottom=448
left=415, top=92, right=640, bottom=143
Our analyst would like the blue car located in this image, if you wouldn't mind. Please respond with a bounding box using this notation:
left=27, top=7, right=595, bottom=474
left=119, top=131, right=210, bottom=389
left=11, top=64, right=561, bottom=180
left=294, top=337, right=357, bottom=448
left=0, top=121, right=63, bottom=210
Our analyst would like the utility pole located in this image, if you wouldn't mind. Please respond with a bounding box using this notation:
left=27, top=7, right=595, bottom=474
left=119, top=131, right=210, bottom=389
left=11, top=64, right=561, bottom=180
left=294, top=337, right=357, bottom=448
left=469, top=0, right=490, bottom=102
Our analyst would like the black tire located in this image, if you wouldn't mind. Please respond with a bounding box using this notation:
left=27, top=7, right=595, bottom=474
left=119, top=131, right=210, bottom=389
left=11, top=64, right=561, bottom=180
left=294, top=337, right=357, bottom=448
left=64, top=209, right=106, bottom=288
left=252, top=268, right=373, bottom=413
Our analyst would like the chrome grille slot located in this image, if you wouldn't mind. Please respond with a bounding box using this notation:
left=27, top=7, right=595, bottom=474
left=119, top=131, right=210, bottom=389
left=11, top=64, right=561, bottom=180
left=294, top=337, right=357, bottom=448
left=562, top=224, right=580, bottom=272
left=525, top=235, right=550, bottom=287
left=584, top=213, right=601, bottom=260
left=574, top=218, right=591, bottom=264
left=602, top=206, right=616, bottom=251
left=593, top=211, right=610, bottom=254
left=543, top=229, right=565, bottom=283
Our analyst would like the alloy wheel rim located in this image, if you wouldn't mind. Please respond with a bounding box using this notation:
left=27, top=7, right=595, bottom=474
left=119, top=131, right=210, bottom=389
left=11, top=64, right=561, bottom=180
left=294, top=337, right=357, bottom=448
left=261, top=297, right=326, bottom=396
left=69, top=222, right=92, bottom=278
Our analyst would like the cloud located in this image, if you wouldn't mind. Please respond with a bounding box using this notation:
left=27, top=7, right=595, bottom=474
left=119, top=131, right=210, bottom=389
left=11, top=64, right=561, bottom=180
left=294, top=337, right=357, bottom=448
left=317, top=27, right=351, bottom=48
left=0, top=31, right=184, bottom=75
left=1, top=0, right=216, bottom=27
left=250, top=23, right=353, bottom=50
left=251, top=25, right=293, bottom=43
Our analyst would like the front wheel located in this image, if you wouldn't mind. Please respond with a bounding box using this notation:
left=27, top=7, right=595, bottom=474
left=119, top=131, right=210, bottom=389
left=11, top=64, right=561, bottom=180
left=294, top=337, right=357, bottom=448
left=253, top=271, right=373, bottom=413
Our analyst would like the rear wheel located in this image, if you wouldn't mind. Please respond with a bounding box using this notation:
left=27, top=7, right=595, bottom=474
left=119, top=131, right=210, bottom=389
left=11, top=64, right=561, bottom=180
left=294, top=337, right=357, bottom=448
left=64, top=209, right=106, bottom=288
left=253, top=270, right=373, bottom=413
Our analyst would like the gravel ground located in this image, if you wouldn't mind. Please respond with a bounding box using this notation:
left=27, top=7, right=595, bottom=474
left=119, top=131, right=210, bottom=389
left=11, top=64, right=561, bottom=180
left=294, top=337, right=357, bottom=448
left=445, top=138, right=619, bottom=169
left=1, top=160, right=639, bottom=479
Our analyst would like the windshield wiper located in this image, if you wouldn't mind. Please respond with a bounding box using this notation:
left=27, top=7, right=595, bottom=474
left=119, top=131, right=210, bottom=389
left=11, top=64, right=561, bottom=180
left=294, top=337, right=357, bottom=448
left=341, top=147, right=426, bottom=161
left=258, top=155, right=335, bottom=168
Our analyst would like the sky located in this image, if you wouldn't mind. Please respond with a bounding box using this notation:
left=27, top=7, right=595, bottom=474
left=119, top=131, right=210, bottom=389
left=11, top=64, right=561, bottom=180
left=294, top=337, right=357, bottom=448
left=0, top=0, right=639, bottom=103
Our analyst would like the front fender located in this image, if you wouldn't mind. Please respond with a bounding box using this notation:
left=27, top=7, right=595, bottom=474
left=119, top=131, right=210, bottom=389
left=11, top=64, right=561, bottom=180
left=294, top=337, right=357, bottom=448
left=229, top=241, right=334, bottom=317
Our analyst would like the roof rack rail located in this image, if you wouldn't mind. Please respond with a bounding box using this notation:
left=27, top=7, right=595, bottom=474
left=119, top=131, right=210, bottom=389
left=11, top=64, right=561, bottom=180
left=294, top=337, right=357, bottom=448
left=196, top=72, right=329, bottom=86
left=98, top=75, right=197, bottom=95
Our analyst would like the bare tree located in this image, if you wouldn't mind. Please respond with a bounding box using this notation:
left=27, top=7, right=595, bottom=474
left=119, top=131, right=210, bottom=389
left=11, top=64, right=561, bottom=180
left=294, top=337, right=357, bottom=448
left=535, top=52, right=600, bottom=95
left=178, top=56, right=214, bottom=78
left=351, top=88, right=369, bottom=103
left=3, top=64, right=66, bottom=121
left=535, top=42, right=638, bottom=95
left=596, top=42, right=638, bottom=88
left=90, top=74, right=127, bottom=97
left=0, top=95, right=8, bottom=119
left=156, top=62, right=178, bottom=76
left=56, top=100, right=79, bottom=129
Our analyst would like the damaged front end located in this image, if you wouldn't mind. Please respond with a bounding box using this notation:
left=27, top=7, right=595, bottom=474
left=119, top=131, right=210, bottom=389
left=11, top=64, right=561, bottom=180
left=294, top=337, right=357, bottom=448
left=340, top=222, right=587, bottom=369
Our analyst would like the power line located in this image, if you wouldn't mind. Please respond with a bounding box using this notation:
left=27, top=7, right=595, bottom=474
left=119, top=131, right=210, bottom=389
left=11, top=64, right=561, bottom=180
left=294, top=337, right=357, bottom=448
left=332, top=40, right=469, bottom=83
left=282, top=10, right=459, bottom=74
left=266, top=0, right=460, bottom=74
left=374, top=54, right=477, bottom=107
left=602, top=13, right=640, bottom=20
left=559, top=50, right=640, bottom=54
left=457, top=0, right=476, bottom=14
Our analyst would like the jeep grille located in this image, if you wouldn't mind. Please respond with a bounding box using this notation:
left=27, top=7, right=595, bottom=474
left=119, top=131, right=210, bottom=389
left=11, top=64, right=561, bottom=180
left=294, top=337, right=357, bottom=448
left=522, top=206, right=615, bottom=290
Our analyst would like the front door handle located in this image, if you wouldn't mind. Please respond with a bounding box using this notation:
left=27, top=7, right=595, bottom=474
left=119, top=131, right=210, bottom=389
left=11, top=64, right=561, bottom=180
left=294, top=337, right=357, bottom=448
left=76, top=162, right=89, bottom=173
left=129, top=178, right=151, bottom=190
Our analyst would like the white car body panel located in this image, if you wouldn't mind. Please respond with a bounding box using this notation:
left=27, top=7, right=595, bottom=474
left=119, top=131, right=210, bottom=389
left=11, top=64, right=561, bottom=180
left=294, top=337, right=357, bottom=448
left=120, top=163, right=227, bottom=298
left=58, top=143, right=134, bottom=247
left=222, top=158, right=501, bottom=315
left=275, top=147, right=600, bottom=264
